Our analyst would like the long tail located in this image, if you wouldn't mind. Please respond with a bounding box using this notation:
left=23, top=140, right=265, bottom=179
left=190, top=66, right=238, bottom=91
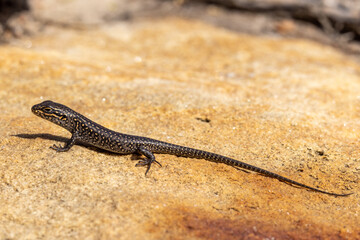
left=154, top=142, right=352, bottom=197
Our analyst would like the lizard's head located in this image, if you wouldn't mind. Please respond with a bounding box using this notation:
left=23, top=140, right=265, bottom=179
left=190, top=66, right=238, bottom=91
left=32, top=100, right=73, bottom=130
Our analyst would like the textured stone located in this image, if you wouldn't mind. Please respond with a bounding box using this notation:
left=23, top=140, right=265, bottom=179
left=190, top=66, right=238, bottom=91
left=0, top=17, right=359, bottom=239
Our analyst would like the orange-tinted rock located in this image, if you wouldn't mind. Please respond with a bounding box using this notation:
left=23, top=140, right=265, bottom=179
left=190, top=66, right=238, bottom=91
left=0, top=18, right=359, bottom=239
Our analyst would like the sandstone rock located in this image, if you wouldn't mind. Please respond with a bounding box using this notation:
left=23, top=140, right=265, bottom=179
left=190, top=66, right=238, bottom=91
left=0, top=17, right=358, bottom=239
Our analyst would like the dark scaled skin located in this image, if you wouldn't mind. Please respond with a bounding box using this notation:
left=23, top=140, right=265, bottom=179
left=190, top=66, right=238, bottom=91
left=31, top=100, right=352, bottom=197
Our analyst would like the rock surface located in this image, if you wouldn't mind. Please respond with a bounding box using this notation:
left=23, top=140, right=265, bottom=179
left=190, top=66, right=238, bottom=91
left=0, top=17, right=359, bottom=239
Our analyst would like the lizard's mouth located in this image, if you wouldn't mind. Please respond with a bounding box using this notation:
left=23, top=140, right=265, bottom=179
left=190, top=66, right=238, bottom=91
left=31, top=105, right=41, bottom=116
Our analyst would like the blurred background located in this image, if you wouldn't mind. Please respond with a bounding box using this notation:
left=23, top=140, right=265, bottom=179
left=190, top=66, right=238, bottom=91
left=1, top=0, right=360, bottom=54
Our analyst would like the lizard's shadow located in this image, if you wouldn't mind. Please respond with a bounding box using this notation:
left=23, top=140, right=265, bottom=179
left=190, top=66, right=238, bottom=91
left=12, top=133, right=140, bottom=160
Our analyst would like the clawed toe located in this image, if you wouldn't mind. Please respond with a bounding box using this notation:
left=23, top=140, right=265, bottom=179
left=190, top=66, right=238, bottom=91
left=50, top=144, right=69, bottom=152
left=135, top=159, right=149, bottom=167
left=153, top=160, right=162, bottom=167
left=50, top=144, right=60, bottom=151
left=135, top=158, right=162, bottom=175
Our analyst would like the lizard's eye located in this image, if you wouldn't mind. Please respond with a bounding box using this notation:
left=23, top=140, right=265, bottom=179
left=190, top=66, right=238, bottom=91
left=43, top=107, right=52, bottom=113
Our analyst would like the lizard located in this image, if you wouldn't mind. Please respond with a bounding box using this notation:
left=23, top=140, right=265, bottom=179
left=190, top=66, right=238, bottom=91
left=31, top=100, right=352, bottom=196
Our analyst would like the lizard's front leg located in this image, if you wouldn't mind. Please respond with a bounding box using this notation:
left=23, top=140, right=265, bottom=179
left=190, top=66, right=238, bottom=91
left=50, top=134, right=78, bottom=152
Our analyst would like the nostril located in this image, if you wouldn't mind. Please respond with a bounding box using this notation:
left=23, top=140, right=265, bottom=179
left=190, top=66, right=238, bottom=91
left=31, top=106, right=38, bottom=113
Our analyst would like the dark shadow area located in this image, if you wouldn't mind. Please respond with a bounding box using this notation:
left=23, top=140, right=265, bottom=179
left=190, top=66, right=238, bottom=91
left=0, top=0, right=28, bottom=39
left=13, top=133, right=69, bottom=143
left=13, top=133, right=117, bottom=155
